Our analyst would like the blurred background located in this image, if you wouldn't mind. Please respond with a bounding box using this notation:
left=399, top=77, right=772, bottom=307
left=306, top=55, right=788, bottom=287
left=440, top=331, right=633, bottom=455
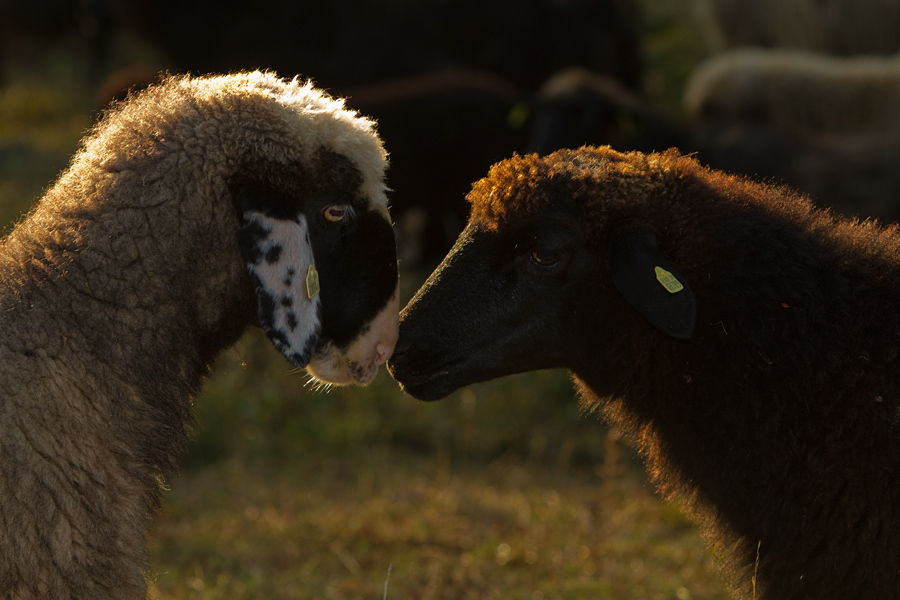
left=2, top=0, right=897, bottom=598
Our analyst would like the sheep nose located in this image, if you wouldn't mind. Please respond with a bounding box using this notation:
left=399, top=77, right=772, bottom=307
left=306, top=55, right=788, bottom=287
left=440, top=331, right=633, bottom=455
left=374, top=340, right=394, bottom=366
left=365, top=285, right=400, bottom=368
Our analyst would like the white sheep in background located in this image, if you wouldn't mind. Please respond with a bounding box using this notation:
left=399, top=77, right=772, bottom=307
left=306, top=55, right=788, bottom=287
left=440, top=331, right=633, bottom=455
left=692, top=0, right=900, bottom=55
left=683, top=48, right=900, bottom=135
left=0, top=71, right=399, bottom=599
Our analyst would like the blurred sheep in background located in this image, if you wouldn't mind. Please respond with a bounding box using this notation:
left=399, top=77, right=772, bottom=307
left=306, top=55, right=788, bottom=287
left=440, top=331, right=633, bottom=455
left=675, top=1, right=900, bottom=223
left=692, top=0, right=900, bottom=55
left=683, top=48, right=900, bottom=135
left=527, top=66, right=900, bottom=224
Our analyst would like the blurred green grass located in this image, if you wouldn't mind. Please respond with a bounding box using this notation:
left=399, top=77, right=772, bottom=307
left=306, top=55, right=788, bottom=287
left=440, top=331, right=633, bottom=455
left=0, top=1, right=729, bottom=598
left=187, top=324, right=601, bottom=470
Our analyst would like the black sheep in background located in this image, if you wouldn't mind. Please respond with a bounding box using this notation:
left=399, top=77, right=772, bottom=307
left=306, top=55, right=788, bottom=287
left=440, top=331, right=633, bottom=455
left=345, top=68, right=529, bottom=267
left=106, top=0, right=643, bottom=266
left=528, top=67, right=900, bottom=223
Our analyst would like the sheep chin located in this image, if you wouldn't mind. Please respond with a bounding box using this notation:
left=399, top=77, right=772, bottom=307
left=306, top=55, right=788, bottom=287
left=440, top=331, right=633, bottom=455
left=304, top=347, right=378, bottom=386
left=306, top=286, right=400, bottom=386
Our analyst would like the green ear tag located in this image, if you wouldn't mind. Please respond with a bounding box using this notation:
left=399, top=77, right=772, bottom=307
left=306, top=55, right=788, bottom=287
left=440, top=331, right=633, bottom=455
left=654, top=266, right=684, bottom=294
left=306, top=265, right=320, bottom=299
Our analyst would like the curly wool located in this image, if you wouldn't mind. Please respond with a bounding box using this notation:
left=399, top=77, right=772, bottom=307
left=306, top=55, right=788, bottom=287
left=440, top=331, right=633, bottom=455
left=467, top=146, right=900, bottom=599
left=0, top=71, right=388, bottom=599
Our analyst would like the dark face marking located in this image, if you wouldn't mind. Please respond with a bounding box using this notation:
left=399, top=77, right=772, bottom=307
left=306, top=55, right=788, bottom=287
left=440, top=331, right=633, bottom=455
left=238, top=219, right=271, bottom=265
left=306, top=199, right=398, bottom=350
left=388, top=211, right=603, bottom=401
left=233, top=151, right=397, bottom=366
left=265, top=245, right=283, bottom=264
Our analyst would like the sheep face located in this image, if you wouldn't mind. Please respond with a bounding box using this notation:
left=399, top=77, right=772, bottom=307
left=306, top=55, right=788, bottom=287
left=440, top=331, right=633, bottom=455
left=388, top=147, right=694, bottom=400
left=234, top=155, right=399, bottom=386
left=303, top=198, right=399, bottom=386
left=388, top=208, right=604, bottom=401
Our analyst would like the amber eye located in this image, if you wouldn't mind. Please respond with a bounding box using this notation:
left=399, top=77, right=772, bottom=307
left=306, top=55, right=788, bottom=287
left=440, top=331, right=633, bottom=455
left=531, top=248, right=561, bottom=266
left=322, top=205, right=349, bottom=222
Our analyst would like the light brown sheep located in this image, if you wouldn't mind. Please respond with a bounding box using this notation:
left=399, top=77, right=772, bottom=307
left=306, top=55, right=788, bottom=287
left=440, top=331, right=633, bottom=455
left=0, top=71, right=399, bottom=599
left=683, top=48, right=900, bottom=135
left=692, top=0, right=900, bottom=55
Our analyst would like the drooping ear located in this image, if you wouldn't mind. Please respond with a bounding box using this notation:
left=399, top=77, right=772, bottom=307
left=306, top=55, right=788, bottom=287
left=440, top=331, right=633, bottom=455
left=239, top=210, right=322, bottom=367
left=609, top=226, right=696, bottom=340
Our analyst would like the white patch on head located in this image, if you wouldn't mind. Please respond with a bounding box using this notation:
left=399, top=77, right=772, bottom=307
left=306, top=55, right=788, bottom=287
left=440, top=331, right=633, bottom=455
left=248, top=72, right=390, bottom=219
left=240, top=210, right=321, bottom=367
left=178, top=72, right=396, bottom=378
left=169, top=72, right=390, bottom=220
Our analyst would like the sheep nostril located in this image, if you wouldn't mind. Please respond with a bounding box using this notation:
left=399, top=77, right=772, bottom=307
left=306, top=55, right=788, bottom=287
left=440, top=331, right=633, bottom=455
left=374, top=344, right=389, bottom=366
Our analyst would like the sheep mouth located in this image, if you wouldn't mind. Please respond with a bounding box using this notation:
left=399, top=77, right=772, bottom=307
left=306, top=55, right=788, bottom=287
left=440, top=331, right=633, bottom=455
left=307, top=347, right=380, bottom=386
left=306, top=287, right=399, bottom=386
left=387, top=356, right=470, bottom=401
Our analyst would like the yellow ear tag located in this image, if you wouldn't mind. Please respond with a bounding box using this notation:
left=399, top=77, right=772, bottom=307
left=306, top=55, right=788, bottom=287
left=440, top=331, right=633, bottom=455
left=305, top=265, right=320, bottom=299
left=655, top=266, right=684, bottom=294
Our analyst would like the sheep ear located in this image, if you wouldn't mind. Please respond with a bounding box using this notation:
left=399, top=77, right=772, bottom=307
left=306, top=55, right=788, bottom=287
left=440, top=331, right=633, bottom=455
left=239, top=210, right=321, bottom=367
left=609, top=227, right=696, bottom=340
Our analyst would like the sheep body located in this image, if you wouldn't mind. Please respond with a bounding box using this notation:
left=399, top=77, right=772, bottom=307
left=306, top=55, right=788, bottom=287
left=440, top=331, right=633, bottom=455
left=0, top=71, right=398, bottom=598
left=683, top=48, right=900, bottom=134
left=389, top=146, right=900, bottom=599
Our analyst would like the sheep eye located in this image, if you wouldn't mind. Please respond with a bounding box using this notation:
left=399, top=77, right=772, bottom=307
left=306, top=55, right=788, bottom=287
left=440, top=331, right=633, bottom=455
left=531, top=249, right=561, bottom=266
left=322, top=205, right=350, bottom=222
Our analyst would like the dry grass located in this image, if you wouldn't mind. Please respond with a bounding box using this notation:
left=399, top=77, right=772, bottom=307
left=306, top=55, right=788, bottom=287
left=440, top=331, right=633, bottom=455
left=147, top=441, right=727, bottom=600
left=132, top=325, right=730, bottom=599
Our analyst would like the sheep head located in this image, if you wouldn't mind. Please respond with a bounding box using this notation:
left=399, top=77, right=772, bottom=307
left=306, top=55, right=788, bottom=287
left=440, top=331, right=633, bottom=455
left=232, top=151, right=399, bottom=387
left=82, top=71, right=400, bottom=387
left=199, top=74, right=401, bottom=387
left=388, top=146, right=695, bottom=400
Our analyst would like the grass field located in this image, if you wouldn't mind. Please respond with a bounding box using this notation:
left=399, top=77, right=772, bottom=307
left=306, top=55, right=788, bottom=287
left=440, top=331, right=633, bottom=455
left=0, top=1, right=729, bottom=598
left=143, top=330, right=728, bottom=600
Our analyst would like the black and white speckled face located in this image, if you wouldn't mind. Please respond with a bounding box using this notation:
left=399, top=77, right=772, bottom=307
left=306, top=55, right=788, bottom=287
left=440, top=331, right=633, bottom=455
left=239, top=210, right=320, bottom=366
left=234, top=154, right=399, bottom=385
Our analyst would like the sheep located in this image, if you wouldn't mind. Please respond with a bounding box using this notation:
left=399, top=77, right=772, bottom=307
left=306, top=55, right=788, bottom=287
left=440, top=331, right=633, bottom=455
left=387, top=145, right=900, bottom=600
left=692, top=0, right=900, bottom=55
left=346, top=67, right=529, bottom=267
left=683, top=48, right=900, bottom=135
left=687, top=120, right=900, bottom=222
left=526, top=67, right=685, bottom=156
left=527, top=67, right=900, bottom=223
left=0, top=70, right=399, bottom=599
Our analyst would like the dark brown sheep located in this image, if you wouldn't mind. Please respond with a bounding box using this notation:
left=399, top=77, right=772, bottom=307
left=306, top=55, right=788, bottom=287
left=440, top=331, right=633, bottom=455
left=389, top=145, right=900, bottom=600
left=0, top=71, right=399, bottom=599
